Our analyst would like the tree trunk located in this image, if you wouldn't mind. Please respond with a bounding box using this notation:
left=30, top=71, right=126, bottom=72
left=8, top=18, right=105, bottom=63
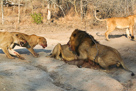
left=30, top=0, right=33, bottom=14
left=18, top=0, right=20, bottom=24
left=131, top=0, right=134, bottom=14
left=24, top=0, right=27, bottom=15
left=42, top=0, right=45, bottom=8
left=1, top=0, right=4, bottom=25
left=125, top=0, right=127, bottom=16
left=74, top=0, right=78, bottom=15
left=80, top=0, right=83, bottom=21
left=47, top=0, right=51, bottom=21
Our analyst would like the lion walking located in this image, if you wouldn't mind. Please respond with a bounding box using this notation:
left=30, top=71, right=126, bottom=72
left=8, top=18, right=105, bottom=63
left=94, top=10, right=136, bottom=40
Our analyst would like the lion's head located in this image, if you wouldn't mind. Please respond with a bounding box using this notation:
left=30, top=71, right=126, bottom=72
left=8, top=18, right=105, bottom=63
left=68, top=29, right=99, bottom=56
left=38, top=37, right=47, bottom=48
left=14, top=33, right=30, bottom=47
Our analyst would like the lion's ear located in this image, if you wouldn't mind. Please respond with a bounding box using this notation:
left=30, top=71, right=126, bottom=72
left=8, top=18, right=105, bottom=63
left=75, top=29, right=79, bottom=31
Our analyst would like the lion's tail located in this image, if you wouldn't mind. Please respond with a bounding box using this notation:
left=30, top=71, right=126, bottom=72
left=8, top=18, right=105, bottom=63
left=113, top=48, right=135, bottom=76
left=94, top=10, right=106, bottom=22
left=120, top=61, right=135, bottom=76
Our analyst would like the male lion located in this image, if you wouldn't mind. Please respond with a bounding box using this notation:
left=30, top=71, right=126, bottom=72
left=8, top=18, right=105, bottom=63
left=94, top=10, right=136, bottom=41
left=68, top=29, right=135, bottom=76
left=0, top=32, right=28, bottom=59
left=11, top=32, right=47, bottom=57
left=48, top=43, right=100, bottom=69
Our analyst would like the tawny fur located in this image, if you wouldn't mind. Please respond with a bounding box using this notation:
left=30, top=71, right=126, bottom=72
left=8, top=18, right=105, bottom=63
left=68, top=29, right=134, bottom=76
left=48, top=43, right=77, bottom=61
left=48, top=43, right=100, bottom=69
left=0, top=32, right=27, bottom=59
left=94, top=10, right=136, bottom=40
left=11, top=32, right=47, bottom=57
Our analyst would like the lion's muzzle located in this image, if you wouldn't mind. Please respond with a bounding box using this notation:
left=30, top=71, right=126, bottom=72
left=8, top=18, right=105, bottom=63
left=41, top=44, right=47, bottom=48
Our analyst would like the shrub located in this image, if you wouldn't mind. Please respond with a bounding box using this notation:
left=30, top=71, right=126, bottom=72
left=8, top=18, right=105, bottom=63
left=31, top=13, right=43, bottom=24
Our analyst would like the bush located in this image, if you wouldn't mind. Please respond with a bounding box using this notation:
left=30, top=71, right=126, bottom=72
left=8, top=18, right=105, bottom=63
left=31, top=13, right=43, bottom=24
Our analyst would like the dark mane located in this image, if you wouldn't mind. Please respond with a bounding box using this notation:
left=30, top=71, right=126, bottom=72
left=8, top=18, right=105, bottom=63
left=86, top=32, right=99, bottom=45
left=73, top=29, right=99, bottom=56
left=74, top=29, right=99, bottom=45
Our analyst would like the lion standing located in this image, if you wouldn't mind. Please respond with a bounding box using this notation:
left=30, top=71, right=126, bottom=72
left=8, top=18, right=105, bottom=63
left=11, top=32, right=47, bottom=57
left=94, top=10, right=136, bottom=40
left=0, top=32, right=28, bottom=59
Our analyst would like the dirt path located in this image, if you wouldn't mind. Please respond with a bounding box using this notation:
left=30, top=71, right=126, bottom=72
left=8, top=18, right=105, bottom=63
left=0, top=24, right=136, bottom=91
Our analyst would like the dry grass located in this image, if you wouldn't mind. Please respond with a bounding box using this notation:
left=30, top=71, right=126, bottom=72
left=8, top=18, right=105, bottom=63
left=0, top=0, right=136, bottom=29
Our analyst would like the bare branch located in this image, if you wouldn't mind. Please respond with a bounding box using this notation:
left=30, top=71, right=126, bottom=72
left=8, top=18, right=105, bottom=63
left=18, top=0, right=20, bottom=24
left=51, top=1, right=65, bottom=16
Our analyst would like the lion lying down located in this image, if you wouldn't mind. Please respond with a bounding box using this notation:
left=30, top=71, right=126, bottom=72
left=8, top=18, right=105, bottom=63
left=48, top=43, right=77, bottom=61
left=0, top=32, right=29, bottom=59
left=11, top=32, right=47, bottom=57
left=68, top=29, right=135, bottom=76
left=48, top=43, right=100, bottom=69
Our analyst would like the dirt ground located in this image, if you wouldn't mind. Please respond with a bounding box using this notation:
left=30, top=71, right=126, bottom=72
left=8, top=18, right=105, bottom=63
left=0, top=22, right=136, bottom=91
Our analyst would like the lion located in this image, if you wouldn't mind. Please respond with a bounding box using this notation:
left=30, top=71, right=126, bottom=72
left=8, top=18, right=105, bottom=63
left=11, top=32, right=47, bottom=57
left=48, top=43, right=100, bottom=69
left=94, top=10, right=136, bottom=41
left=68, top=29, right=135, bottom=76
left=0, top=32, right=29, bottom=59
left=48, top=43, right=77, bottom=61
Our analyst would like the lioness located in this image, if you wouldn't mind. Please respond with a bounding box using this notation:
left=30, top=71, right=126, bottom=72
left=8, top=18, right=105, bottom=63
left=94, top=10, right=136, bottom=40
left=11, top=32, right=47, bottom=57
left=48, top=43, right=77, bottom=61
left=0, top=32, right=28, bottom=59
left=68, top=29, right=135, bottom=76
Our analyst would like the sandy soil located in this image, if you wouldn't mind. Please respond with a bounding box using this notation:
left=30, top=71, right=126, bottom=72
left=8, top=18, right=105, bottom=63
left=0, top=23, right=136, bottom=91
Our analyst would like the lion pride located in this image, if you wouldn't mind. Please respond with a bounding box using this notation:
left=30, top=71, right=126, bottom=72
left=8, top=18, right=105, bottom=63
left=68, top=29, right=135, bottom=76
